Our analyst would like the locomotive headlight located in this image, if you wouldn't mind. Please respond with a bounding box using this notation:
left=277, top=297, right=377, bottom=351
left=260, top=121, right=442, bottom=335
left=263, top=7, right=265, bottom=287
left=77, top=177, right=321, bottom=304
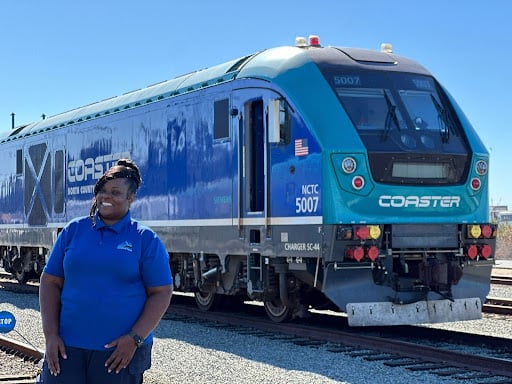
left=368, top=225, right=381, bottom=240
left=475, top=160, right=487, bottom=176
left=341, top=157, right=356, bottom=174
left=468, top=224, right=481, bottom=238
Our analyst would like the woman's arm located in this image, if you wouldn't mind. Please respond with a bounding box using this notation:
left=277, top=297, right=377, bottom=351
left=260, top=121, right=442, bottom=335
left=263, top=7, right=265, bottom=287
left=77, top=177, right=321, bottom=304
left=39, top=272, right=64, bottom=338
left=132, top=284, right=173, bottom=340
left=39, top=271, right=66, bottom=375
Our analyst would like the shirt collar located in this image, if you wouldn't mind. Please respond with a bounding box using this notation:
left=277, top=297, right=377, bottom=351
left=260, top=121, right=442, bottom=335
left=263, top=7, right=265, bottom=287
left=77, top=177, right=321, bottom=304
left=94, top=211, right=131, bottom=233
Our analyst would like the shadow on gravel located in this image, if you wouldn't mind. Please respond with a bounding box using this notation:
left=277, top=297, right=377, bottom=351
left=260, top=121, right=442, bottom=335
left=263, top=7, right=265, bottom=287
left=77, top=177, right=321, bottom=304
left=0, top=290, right=40, bottom=311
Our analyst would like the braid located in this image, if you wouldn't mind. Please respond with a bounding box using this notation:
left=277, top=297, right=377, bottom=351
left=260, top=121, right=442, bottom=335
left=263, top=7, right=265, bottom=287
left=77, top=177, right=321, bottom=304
left=89, top=200, right=98, bottom=221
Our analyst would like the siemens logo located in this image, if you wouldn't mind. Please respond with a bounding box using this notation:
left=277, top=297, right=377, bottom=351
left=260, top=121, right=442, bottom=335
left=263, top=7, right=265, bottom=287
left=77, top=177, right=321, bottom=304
left=378, top=195, right=460, bottom=208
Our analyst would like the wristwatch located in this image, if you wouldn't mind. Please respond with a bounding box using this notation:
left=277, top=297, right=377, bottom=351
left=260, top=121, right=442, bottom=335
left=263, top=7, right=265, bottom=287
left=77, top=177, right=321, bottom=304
left=128, top=330, right=144, bottom=348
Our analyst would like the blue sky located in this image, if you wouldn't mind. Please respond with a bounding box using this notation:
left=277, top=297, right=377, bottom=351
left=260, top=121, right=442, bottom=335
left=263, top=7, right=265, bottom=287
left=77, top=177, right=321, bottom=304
left=1, top=0, right=510, bottom=207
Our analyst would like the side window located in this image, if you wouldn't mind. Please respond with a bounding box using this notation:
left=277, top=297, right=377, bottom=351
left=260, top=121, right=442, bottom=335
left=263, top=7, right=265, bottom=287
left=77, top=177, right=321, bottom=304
left=16, top=149, right=23, bottom=175
left=268, top=99, right=291, bottom=145
left=214, top=98, right=230, bottom=139
left=279, top=100, right=291, bottom=145
left=54, top=150, right=65, bottom=214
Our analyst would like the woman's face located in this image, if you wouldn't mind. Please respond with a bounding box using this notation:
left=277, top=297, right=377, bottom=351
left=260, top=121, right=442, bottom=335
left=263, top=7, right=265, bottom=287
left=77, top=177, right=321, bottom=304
left=96, top=178, right=134, bottom=225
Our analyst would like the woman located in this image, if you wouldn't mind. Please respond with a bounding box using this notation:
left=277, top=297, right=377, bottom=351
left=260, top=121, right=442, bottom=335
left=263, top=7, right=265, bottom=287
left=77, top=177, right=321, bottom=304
left=39, top=159, right=173, bottom=383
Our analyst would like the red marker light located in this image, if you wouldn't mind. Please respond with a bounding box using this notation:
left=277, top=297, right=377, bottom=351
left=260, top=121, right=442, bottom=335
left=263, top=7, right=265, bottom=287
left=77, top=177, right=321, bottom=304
left=355, top=226, right=369, bottom=240
left=467, top=245, right=478, bottom=259
left=366, top=246, right=379, bottom=261
left=347, top=247, right=364, bottom=262
left=480, top=244, right=492, bottom=259
left=309, top=35, right=320, bottom=46
left=481, top=225, right=493, bottom=238
left=352, top=176, right=364, bottom=190
left=470, top=178, right=481, bottom=191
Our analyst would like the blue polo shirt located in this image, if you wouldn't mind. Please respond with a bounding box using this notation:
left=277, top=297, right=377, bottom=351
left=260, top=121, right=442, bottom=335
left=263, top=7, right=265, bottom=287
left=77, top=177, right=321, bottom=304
left=43, top=212, right=173, bottom=350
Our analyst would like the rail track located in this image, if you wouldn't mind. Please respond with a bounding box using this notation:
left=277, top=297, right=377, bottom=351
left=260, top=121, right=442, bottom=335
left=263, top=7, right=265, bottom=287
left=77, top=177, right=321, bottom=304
left=160, top=299, right=512, bottom=382
left=1, top=270, right=512, bottom=382
left=491, top=274, right=512, bottom=285
left=484, top=296, right=512, bottom=315
left=0, top=335, right=42, bottom=383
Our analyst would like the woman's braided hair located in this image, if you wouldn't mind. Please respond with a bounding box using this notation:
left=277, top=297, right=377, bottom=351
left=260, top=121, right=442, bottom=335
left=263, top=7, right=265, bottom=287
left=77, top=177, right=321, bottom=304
left=89, top=158, right=142, bottom=221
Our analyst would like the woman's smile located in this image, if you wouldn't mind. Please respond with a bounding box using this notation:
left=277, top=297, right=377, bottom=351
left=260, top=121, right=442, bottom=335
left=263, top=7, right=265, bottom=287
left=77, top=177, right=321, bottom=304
left=96, top=178, right=134, bottom=225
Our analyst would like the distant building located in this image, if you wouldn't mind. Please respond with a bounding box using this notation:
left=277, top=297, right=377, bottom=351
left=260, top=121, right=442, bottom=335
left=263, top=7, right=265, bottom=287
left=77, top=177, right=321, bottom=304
left=496, top=211, right=512, bottom=225
left=490, top=205, right=509, bottom=222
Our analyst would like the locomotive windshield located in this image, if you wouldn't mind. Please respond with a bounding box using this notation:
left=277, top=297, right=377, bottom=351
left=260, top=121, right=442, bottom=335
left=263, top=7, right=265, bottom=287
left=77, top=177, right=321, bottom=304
left=326, top=71, right=470, bottom=185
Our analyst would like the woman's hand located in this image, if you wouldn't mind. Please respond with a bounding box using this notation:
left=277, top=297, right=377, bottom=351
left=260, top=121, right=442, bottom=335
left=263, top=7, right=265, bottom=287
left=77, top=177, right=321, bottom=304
left=44, top=334, right=67, bottom=376
left=104, top=334, right=137, bottom=373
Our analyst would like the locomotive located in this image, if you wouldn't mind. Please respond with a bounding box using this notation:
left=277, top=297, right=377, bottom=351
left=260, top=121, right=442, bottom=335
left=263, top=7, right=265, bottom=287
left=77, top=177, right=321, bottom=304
left=0, top=36, right=496, bottom=326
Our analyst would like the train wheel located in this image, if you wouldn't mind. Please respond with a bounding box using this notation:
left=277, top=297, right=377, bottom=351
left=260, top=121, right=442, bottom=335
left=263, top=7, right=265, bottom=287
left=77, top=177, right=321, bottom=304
left=14, top=265, right=29, bottom=284
left=194, top=290, right=222, bottom=311
left=264, top=299, right=292, bottom=323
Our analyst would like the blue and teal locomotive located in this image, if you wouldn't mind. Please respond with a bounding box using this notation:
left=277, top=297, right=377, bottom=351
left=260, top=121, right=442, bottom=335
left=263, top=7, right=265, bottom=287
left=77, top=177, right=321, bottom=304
left=0, top=36, right=495, bottom=325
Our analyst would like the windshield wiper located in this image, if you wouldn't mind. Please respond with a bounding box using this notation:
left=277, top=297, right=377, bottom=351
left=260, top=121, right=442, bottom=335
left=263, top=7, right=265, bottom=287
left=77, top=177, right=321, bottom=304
left=430, top=94, right=453, bottom=143
left=382, top=91, right=400, bottom=141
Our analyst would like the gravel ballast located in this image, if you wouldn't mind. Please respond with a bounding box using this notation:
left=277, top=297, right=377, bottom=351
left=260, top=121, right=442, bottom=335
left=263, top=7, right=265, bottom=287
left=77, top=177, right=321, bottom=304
left=1, top=278, right=511, bottom=384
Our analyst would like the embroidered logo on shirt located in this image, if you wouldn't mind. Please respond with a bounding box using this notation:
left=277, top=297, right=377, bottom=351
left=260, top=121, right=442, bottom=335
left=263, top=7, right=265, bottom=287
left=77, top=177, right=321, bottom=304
left=117, top=241, right=133, bottom=252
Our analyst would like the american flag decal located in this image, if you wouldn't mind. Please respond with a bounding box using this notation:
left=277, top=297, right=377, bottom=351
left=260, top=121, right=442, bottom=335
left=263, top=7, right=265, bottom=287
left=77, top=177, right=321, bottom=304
left=294, top=138, right=309, bottom=156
